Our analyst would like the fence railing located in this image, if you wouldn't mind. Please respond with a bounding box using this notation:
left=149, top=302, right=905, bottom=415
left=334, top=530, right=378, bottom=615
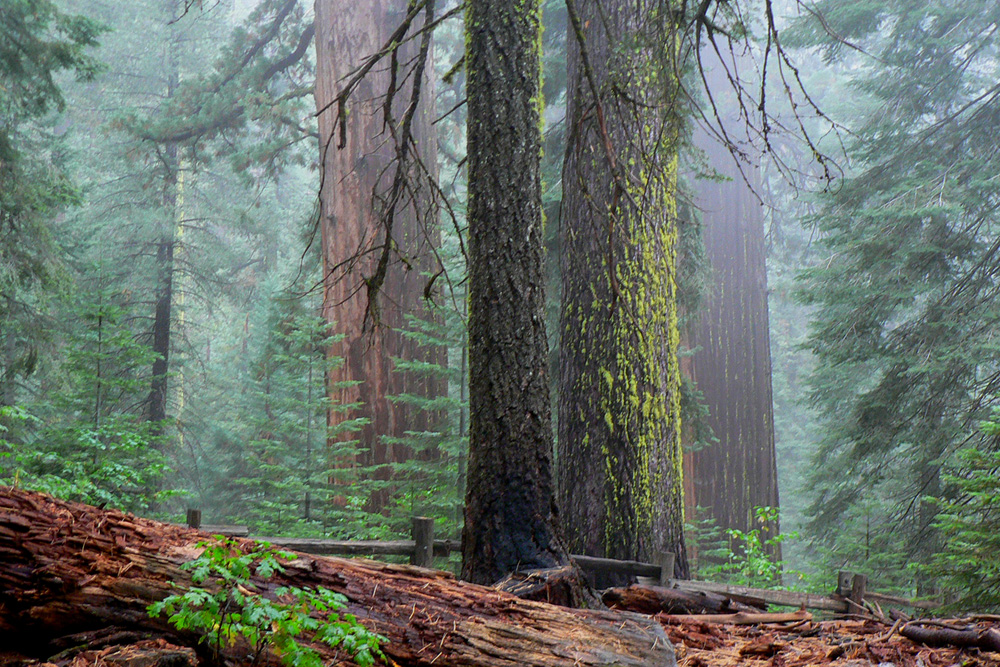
left=183, top=510, right=937, bottom=613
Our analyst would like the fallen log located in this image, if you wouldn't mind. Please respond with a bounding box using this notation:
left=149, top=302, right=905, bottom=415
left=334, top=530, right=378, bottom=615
left=494, top=565, right=601, bottom=608
left=602, top=584, right=762, bottom=615
left=657, top=609, right=812, bottom=625
left=0, top=487, right=675, bottom=667
left=900, top=621, right=1000, bottom=653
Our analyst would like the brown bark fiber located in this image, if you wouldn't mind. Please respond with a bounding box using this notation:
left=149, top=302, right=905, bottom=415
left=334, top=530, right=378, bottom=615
left=603, top=585, right=762, bottom=616
left=314, top=0, right=443, bottom=511
left=0, top=488, right=675, bottom=667
left=684, top=54, right=779, bottom=551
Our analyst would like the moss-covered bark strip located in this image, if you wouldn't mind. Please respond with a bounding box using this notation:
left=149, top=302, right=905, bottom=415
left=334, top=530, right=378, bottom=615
left=558, top=0, right=688, bottom=579
left=461, top=0, right=571, bottom=585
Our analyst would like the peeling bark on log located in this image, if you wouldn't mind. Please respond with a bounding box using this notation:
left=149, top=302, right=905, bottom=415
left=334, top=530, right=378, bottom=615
left=494, top=565, right=601, bottom=608
left=900, top=622, right=1000, bottom=652
left=0, top=488, right=675, bottom=667
left=657, top=610, right=812, bottom=626
left=602, top=585, right=762, bottom=615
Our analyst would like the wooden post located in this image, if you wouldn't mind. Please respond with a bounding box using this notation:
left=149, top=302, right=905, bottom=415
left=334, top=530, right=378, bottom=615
left=655, top=551, right=676, bottom=586
left=186, top=509, right=201, bottom=530
left=837, top=570, right=852, bottom=597
left=411, top=517, right=434, bottom=568
left=850, top=573, right=868, bottom=612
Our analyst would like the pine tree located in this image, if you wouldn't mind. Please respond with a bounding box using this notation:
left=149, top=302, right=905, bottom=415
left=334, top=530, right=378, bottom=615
left=793, top=0, right=1000, bottom=583
left=461, top=0, right=573, bottom=585
left=558, top=0, right=689, bottom=580
left=0, top=0, right=105, bottom=405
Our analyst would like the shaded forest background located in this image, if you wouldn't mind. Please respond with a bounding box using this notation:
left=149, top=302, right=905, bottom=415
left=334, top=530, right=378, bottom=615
left=2, top=0, right=1000, bottom=611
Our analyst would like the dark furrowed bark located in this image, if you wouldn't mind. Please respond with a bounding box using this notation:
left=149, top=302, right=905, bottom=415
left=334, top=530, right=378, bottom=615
left=461, top=0, right=571, bottom=586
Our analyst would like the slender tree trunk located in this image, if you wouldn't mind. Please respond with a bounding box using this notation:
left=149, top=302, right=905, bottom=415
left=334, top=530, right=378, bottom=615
left=147, top=149, right=177, bottom=435
left=558, top=0, right=688, bottom=580
left=685, top=62, right=780, bottom=558
left=146, top=0, right=182, bottom=438
left=313, top=0, right=442, bottom=514
left=461, top=0, right=572, bottom=585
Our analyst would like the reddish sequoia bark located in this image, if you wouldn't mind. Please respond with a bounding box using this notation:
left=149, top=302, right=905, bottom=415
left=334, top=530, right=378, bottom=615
left=313, top=0, right=442, bottom=511
left=0, top=488, right=675, bottom=667
left=683, top=61, right=780, bottom=554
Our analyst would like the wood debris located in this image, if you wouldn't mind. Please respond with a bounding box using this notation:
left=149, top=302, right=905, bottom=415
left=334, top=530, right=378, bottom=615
left=0, top=487, right=674, bottom=667
left=663, top=617, right=1000, bottom=667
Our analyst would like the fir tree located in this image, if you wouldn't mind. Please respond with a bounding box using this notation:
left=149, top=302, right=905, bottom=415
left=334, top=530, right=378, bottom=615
left=793, top=0, right=1000, bottom=585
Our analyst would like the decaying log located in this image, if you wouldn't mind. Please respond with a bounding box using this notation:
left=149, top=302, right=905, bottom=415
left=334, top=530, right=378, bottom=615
left=657, top=610, right=812, bottom=626
left=493, top=565, right=601, bottom=608
left=900, top=621, right=1000, bottom=652
left=0, top=488, right=675, bottom=667
left=602, top=584, right=762, bottom=615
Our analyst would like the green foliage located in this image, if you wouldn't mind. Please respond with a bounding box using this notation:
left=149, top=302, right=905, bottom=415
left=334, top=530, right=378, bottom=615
left=0, top=406, right=172, bottom=514
left=384, top=311, right=469, bottom=541
left=149, top=538, right=385, bottom=667
left=0, top=0, right=106, bottom=399
left=791, top=0, right=1000, bottom=579
left=928, top=411, right=1000, bottom=611
left=0, top=0, right=106, bottom=119
left=703, top=507, right=799, bottom=588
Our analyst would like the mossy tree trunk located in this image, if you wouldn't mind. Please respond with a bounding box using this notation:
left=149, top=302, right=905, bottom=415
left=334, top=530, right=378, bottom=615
left=461, top=0, right=572, bottom=585
left=314, top=0, right=442, bottom=513
left=558, top=0, right=688, bottom=581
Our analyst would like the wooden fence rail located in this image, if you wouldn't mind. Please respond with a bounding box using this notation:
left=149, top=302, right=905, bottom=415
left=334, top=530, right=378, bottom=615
left=186, top=511, right=937, bottom=613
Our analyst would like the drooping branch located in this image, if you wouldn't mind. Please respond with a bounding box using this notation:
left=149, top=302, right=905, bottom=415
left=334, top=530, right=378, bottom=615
left=134, top=0, right=314, bottom=147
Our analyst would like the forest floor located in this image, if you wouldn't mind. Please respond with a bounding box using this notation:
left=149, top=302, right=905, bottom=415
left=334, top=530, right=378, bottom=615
left=663, top=617, right=1000, bottom=667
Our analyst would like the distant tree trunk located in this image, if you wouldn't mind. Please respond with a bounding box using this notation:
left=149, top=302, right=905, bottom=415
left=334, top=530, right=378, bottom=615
left=461, top=0, right=572, bottom=586
left=558, top=0, right=689, bottom=580
left=146, top=2, right=181, bottom=437
left=685, top=72, right=780, bottom=554
left=313, top=0, right=441, bottom=513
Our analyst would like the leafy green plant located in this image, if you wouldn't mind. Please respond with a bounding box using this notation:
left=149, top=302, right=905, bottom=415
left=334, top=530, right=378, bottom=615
left=0, top=409, right=172, bottom=514
left=148, top=538, right=386, bottom=667
left=706, top=506, right=799, bottom=588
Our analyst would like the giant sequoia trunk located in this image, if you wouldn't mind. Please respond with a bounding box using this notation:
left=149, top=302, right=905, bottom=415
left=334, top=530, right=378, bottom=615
left=558, top=0, right=688, bottom=580
left=313, top=0, right=442, bottom=512
left=0, top=488, right=675, bottom=667
left=684, top=68, right=780, bottom=555
left=461, top=0, right=572, bottom=585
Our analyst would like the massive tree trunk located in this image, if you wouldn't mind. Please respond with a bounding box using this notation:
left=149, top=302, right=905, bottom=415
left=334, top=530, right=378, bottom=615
left=557, top=0, right=688, bottom=580
left=684, top=66, right=780, bottom=555
left=313, top=0, right=442, bottom=513
left=0, top=488, right=675, bottom=667
left=461, top=0, right=572, bottom=586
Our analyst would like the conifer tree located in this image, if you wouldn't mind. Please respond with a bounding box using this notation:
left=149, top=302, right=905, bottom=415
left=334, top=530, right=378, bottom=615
left=794, top=0, right=1000, bottom=580
left=0, top=0, right=105, bottom=405
left=461, top=0, right=573, bottom=585
left=313, top=0, right=444, bottom=515
left=558, top=0, right=689, bottom=579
